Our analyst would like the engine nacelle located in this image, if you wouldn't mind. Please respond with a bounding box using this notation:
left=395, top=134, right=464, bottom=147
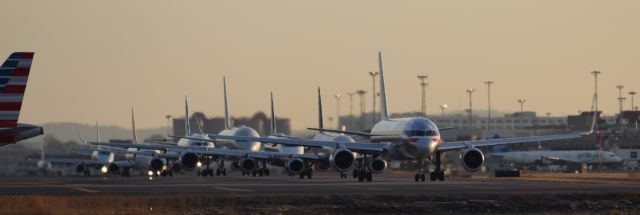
left=368, top=158, right=387, bottom=173
left=180, top=153, right=198, bottom=170
left=171, top=163, right=182, bottom=172
left=75, top=164, right=87, bottom=173
left=330, top=148, right=355, bottom=172
left=239, top=158, right=257, bottom=172
left=461, top=148, right=484, bottom=172
left=149, top=158, right=164, bottom=171
left=286, top=158, right=305, bottom=174
left=108, top=163, right=120, bottom=173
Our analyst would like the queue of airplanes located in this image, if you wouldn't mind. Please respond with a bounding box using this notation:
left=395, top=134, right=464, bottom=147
left=0, top=51, right=607, bottom=182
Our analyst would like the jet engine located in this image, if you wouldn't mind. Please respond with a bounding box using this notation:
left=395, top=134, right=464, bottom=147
left=75, top=164, right=87, bottom=173
left=171, top=163, right=182, bottom=172
left=180, top=153, right=198, bottom=169
left=330, top=148, right=355, bottom=172
left=149, top=158, right=164, bottom=172
left=461, top=148, right=484, bottom=172
left=367, top=158, right=387, bottom=173
left=108, top=163, right=120, bottom=173
left=239, top=158, right=257, bottom=172
left=286, top=158, right=305, bottom=174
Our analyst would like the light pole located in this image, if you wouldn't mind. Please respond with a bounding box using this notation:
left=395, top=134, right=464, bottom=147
left=418, top=75, right=428, bottom=117
left=335, top=94, right=341, bottom=129
left=517, top=99, right=526, bottom=121
left=440, top=104, right=448, bottom=117
left=616, top=85, right=626, bottom=128
left=484, top=81, right=494, bottom=132
left=165, top=115, right=172, bottom=137
left=591, top=71, right=601, bottom=132
left=369, top=71, right=379, bottom=123
left=466, top=89, right=475, bottom=136
left=630, top=91, right=637, bottom=111
left=356, top=90, right=367, bottom=130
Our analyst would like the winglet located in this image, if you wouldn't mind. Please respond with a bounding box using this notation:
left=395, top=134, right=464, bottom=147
left=270, top=92, right=277, bottom=135
left=131, top=107, right=138, bottom=144
left=223, top=76, right=231, bottom=129
left=378, top=51, right=390, bottom=121
left=318, top=87, right=324, bottom=133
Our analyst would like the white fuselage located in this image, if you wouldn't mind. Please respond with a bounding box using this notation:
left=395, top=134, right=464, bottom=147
left=217, top=126, right=262, bottom=151
left=369, top=117, right=441, bottom=161
left=488, top=150, right=623, bottom=165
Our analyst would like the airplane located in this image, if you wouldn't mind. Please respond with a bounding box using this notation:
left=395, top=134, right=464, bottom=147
left=177, top=51, right=593, bottom=182
left=87, top=89, right=322, bottom=177
left=0, top=52, right=43, bottom=147
left=486, top=147, right=623, bottom=167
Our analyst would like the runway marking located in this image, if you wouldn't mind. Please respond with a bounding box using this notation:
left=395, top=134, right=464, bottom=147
left=72, top=187, right=100, bottom=193
left=338, top=186, right=390, bottom=191
left=211, top=187, right=255, bottom=192
left=448, top=184, right=503, bottom=190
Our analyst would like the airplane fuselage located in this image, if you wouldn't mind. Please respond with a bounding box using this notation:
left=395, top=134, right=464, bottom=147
left=369, top=117, right=441, bottom=161
left=488, top=150, right=623, bottom=165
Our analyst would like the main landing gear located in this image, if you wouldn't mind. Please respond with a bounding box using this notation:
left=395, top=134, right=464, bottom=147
left=299, top=162, right=313, bottom=179
left=417, top=152, right=445, bottom=182
left=216, top=160, right=227, bottom=176
left=355, top=153, right=373, bottom=182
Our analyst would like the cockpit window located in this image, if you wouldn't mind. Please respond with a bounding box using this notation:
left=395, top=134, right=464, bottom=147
left=406, top=119, right=439, bottom=137
left=407, top=129, right=439, bottom=137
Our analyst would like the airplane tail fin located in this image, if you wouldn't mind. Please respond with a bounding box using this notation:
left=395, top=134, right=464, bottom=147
left=223, top=76, right=231, bottom=129
left=131, top=107, right=138, bottom=144
left=0, top=52, right=34, bottom=128
left=270, top=92, right=277, bottom=135
left=317, top=87, right=324, bottom=133
left=96, top=121, right=101, bottom=142
left=378, top=52, right=389, bottom=121
left=184, top=96, right=191, bottom=136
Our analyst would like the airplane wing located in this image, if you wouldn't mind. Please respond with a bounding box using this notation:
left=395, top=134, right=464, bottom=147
left=306, top=128, right=380, bottom=137
left=47, top=158, right=101, bottom=166
left=174, top=135, right=390, bottom=154
left=88, top=140, right=321, bottom=160
left=437, top=132, right=590, bottom=151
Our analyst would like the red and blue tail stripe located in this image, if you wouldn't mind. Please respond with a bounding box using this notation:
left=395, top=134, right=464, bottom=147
left=0, top=52, right=33, bottom=128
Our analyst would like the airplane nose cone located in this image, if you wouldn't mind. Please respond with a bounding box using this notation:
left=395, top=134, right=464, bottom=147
left=416, top=138, right=438, bottom=156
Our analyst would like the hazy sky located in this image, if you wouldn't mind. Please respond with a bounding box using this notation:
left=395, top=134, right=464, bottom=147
left=1, top=1, right=639, bottom=130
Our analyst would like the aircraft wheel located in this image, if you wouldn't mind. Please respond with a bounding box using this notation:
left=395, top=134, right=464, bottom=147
left=353, top=169, right=358, bottom=178
left=366, top=172, right=372, bottom=182
left=358, top=171, right=364, bottom=182
left=265, top=169, right=270, bottom=176
left=438, top=172, right=445, bottom=181
left=168, top=170, right=173, bottom=177
left=430, top=172, right=437, bottom=181
left=222, top=169, right=227, bottom=176
left=299, top=172, right=305, bottom=179
left=420, top=173, right=426, bottom=182
left=307, top=171, right=312, bottom=179
left=414, top=174, right=419, bottom=182
left=216, top=169, right=221, bottom=176
left=252, top=171, right=257, bottom=177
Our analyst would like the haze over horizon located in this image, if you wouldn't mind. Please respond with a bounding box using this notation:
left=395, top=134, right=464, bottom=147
left=1, top=1, right=638, bottom=130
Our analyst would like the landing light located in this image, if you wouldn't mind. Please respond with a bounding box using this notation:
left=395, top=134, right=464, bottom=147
left=197, top=161, right=202, bottom=167
left=101, top=166, right=108, bottom=173
left=147, top=170, right=154, bottom=176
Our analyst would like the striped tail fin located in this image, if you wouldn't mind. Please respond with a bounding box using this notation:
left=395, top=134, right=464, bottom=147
left=0, top=52, right=33, bottom=128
